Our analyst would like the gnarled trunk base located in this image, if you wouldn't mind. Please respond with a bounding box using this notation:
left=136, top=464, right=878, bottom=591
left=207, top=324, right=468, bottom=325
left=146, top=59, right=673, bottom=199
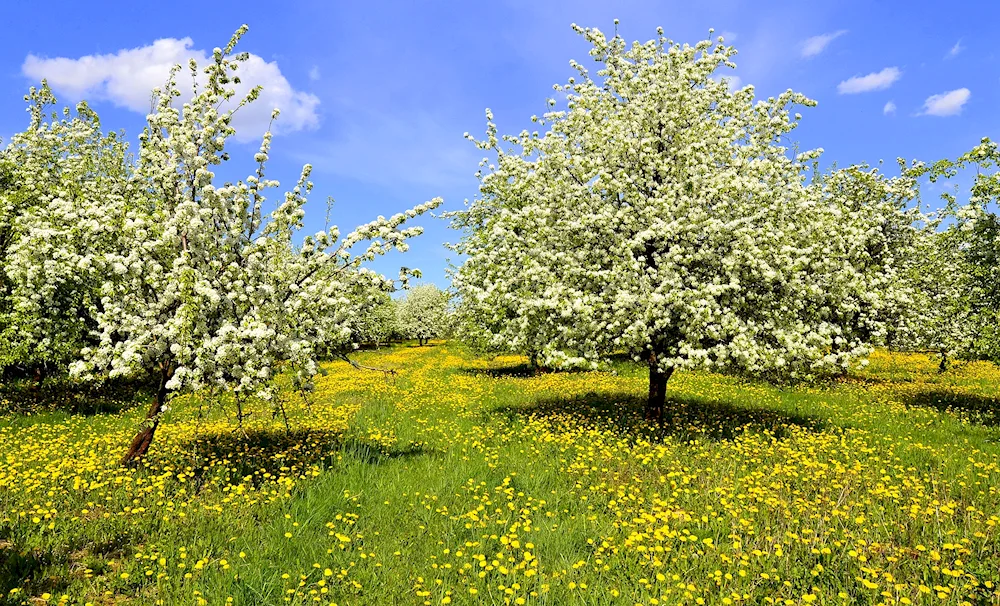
left=121, top=366, right=171, bottom=465
left=122, top=423, right=157, bottom=465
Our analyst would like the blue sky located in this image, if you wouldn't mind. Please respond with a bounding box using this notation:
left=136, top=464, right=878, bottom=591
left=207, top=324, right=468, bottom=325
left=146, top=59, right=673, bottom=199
left=2, top=0, right=996, bottom=289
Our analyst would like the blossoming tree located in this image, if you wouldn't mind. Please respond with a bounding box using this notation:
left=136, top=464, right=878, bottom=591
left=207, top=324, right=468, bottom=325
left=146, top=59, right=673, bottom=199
left=811, top=163, right=923, bottom=364
left=924, top=138, right=1000, bottom=364
left=885, top=219, right=980, bottom=370
left=397, top=284, right=450, bottom=346
left=0, top=84, right=132, bottom=376
left=450, top=24, right=917, bottom=421
left=349, top=289, right=400, bottom=348
left=67, top=27, right=441, bottom=463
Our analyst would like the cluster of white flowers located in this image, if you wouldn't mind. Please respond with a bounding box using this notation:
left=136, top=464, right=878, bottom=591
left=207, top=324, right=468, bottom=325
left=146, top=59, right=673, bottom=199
left=902, top=137, right=1000, bottom=365
left=1, top=26, right=439, bottom=460
left=811, top=162, right=926, bottom=362
left=346, top=288, right=401, bottom=349
left=396, top=284, right=451, bottom=346
left=0, top=84, right=131, bottom=372
left=449, top=25, right=923, bottom=416
left=889, top=224, right=980, bottom=368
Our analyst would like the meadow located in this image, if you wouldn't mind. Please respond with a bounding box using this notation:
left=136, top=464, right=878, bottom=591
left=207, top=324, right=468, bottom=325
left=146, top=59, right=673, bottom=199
left=1, top=343, right=998, bottom=605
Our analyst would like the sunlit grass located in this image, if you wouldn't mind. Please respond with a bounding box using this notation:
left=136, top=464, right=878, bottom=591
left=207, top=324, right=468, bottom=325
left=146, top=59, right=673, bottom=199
left=1, top=343, right=998, bottom=605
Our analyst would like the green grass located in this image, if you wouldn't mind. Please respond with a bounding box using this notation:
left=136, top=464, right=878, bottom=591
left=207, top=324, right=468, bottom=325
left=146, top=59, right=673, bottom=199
left=1, top=344, right=998, bottom=605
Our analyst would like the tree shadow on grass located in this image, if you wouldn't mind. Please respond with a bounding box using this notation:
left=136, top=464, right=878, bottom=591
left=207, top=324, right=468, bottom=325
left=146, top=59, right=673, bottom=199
left=462, top=363, right=542, bottom=379
left=0, top=428, right=431, bottom=600
left=340, top=437, right=429, bottom=465
left=495, top=391, right=828, bottom=442
left=0, top=535, right=69, bottom=605
left=461, top=355, right=639, bottom=380
left=172, top=427, right=433, bottom=494
left=461, top=363, right=600, bottom=379
left=904, top=390, right=1000, bottom=427
left=0, top=376, right=155, bottom=417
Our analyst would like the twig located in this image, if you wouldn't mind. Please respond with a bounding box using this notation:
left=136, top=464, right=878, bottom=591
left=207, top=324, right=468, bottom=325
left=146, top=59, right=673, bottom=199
left=339, top=354, right=398, bottom=376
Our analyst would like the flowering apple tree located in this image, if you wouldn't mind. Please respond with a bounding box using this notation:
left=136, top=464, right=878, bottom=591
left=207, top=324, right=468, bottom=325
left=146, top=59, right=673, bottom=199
left=922, top=138, right=1000, bottom=364
left=450, top=24, right=917, bottom=421
left=397, top=284, right=450, bottom=346
left=889, top=224, right=979, bottom=370
left=0, top=84, right=132, bottom=376
left=67, top=27, right=441, bottom=463
left=811, top=163, right=923, bottom=362
left=348, top=289, right=400, bottom=348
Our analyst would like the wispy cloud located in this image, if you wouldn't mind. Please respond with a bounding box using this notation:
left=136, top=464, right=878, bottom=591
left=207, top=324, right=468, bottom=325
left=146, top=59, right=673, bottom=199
left=883, top=100, right=896, bottom=116
left=919, top=88, right=970, bottom=116
left=22, top=37, right=319, bottom=141
left=309, top=65, right=321, bottom=81
left=837, top=67, right=902, bottom=94
left=801, top=30, right=847, bottom=58
left=947, top=39, right=964, bottom=58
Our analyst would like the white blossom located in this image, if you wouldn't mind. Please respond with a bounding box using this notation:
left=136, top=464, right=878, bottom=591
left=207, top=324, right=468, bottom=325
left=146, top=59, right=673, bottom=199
left=396, top=284, right=450, bottom=346
left=5, top=26, right=440, bottom=461
left=449, top=24, right=918, bottom=418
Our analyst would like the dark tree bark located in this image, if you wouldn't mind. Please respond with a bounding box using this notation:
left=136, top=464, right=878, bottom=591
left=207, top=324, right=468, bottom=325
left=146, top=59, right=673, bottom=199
left=30, top=366, right=45, bottom=399
left=939, top=352, right=948, bottom=373
left=645, top=349, right=675, bottom=424
left=121, top=364, right=171, bottom=465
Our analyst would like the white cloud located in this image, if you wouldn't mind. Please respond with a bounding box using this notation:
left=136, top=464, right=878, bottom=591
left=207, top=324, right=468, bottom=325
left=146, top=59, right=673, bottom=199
left=919, top=88, right=970, bottom=116
left=883, top=100, right=896, bottom=115
left=722, top=75, right=743, bottom=90
left=711, top=73, right=743, bottom=91
left=22, top=37, right=319, bottom=142
left=718, top=31, right=738, bottom=44
left=309, top=65, right=321, bottom=81
left=948, top=39, right=964, bottom=58
left=837, top=67, right=902, bottom=94
left=801, top=30, right=847, bottom=58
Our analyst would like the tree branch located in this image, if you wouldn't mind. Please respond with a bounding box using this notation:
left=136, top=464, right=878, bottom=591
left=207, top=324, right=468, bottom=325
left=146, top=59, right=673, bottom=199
left=339, top=353, right=397, bottom=376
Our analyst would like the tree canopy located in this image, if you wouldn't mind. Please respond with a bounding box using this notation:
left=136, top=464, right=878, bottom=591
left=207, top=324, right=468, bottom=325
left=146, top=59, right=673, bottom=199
left=397, top=284, right=450, bottom=346
left=450, top=25, right=920, bottom=419
left=2, top=27, right=440, bottom=462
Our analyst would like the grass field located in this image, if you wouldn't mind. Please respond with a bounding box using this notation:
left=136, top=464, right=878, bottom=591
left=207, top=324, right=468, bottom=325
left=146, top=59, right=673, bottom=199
left=1, top=343, right=999, bottom=605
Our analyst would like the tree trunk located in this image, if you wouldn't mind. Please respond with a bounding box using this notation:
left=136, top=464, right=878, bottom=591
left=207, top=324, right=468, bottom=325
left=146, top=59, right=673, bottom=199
left=645, top=351, right=674, bottom=424
left=121, top=365, right=171, bottom=465
left=31, top=366, right=44, bottom=399
left=939, top=353, right=948, bottom=373
left=528, top=351, right=539, bottom=372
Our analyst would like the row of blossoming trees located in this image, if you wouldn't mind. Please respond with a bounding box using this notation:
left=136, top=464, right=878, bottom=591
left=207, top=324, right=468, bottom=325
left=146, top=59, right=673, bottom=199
left=2, top=24, right=998, bottom=459
left=351, top=284, right=452, bottom=348
left=0, top=28, right=441, bottom=462
left=448, top=24, right=1000, bottom=421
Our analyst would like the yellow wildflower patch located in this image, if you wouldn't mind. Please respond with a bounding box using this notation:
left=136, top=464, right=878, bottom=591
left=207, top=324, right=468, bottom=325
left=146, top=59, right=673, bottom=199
left=0, top=342, right=998, bottom=604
